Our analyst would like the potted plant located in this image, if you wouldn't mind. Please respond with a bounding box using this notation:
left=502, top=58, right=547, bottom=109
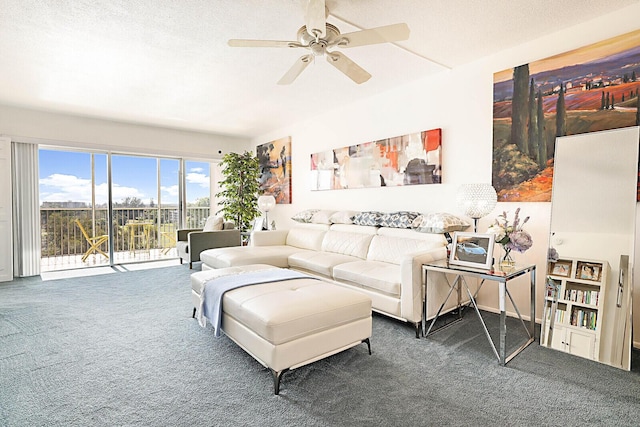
left=215, top=151, right=261, bottom=232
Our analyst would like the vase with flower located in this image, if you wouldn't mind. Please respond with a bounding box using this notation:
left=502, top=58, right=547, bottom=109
left=487, top=208, right=533, bottom=268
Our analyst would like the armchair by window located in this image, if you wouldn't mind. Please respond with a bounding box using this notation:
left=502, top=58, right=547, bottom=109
left=176, top=217, right=240, bottom=269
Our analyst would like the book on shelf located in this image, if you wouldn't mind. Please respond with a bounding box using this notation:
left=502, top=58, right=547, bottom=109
left=544, top=308, right=565, bottom=323
left=563, top=288, right=600, bottom=305
left=570, top=308, right=597, bottom=330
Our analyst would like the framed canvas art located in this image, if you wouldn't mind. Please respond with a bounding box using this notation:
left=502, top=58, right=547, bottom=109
left=493, top=28, right=640, bottom=202
left=310, top=128, right=441, bottom=191
left=257, top=136, right=292, bottom=204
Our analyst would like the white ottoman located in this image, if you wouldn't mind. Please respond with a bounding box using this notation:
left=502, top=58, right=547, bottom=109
left=191, top=265, right=372, bottom=394
left=190, top=264, right=276, bottom=318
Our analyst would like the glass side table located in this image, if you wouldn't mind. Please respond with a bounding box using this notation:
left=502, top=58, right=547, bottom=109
left=423, top=260, right=536, bottom=366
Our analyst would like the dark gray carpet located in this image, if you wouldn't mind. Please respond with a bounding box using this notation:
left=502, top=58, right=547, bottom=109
left=1, top=264, right=640, bottom=426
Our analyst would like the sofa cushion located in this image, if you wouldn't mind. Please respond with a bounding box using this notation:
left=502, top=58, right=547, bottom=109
left=285, top=226, right=327, bottom=250
left=333, top=261, right=401, bottom=297
left=321, top=230, right=374, bottom=259
left=288, top=251, right=361, bottom=278
left=367, top=235, right=443, bottom=265
left=200, top=245, right=304, bottom=269
left=329, top=223, right=379, bottom=235
left=377, top=226, right=447, bottom=243
left=378, top=211, right=420, bottom=229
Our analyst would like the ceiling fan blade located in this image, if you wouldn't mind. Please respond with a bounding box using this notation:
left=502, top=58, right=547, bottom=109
left=228, top=39, right=296, bottom=48
left=305, top=0, right=326, bottom=38
left=278, top=55, right=313, bottom=85
left=339, top=23, right=410, bottom=48
left=326, top=51, right=371, bottom=84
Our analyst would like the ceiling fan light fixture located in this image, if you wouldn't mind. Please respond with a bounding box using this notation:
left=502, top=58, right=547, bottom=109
left=309, top=41, right=326, bottom=56
left=228, top=3, right=408, bottom=84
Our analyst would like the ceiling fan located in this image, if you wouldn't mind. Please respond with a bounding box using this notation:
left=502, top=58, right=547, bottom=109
left=228, top=0, right=410, bottom=85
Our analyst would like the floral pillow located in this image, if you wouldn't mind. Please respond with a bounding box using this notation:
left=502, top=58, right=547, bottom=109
left=412, top=213, right=470, bottom=233
left=291, top=209, right=320, bottom=223
left=352, top=211, right=383, bottom=227
left=379, top=211, right=420, bottom=229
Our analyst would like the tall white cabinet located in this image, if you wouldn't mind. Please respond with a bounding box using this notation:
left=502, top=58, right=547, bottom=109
left=0, top=137, right=12, bottom=282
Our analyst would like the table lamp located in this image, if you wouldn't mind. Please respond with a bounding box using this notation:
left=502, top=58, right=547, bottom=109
left=456, top=183, right=497, bottom=232
left=257, top=195, right=276, bottom=230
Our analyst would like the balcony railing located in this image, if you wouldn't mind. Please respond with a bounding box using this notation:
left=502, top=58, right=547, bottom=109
left=40, top=206, right=211, bottom=271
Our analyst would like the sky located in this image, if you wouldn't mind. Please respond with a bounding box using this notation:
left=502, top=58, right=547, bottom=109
left=39, top=149, right=211, bottom=206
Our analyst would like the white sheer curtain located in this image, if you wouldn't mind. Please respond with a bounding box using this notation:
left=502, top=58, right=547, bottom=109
left=11, top=142, right=40, bottom=277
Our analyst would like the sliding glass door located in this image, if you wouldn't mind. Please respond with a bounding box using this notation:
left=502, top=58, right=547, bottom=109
left=40, top=149, right=109, bottom=271
left=184, top=160, right=211, bottom=228
left=39, top=149, right=214, bottom=271
left=111, top=154, right=160, bottom=264
left=158, top=158, right=180, bottom=257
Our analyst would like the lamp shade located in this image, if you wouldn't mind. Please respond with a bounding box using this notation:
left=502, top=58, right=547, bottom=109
left=257, top=195, right=276, bottom=212
left=456, top=183, right=497, bottom=219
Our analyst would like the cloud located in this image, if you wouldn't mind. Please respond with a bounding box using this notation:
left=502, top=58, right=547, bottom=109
left=40, top=173, right=145, bottom=205
left=161, top=185, right=179, bottom=198
left=190, top=167, right=203, bottom=173
left=111, top=183, right=146, bottom=203
left=186, top=171, right=209, bottom=188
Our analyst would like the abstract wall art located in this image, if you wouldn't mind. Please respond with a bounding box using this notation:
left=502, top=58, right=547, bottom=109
left=310, top=128, right=442, bottom=191
left=257, top=136, right=292, bottom=204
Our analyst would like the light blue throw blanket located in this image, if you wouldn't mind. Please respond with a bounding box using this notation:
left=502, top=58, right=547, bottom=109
left=199, top=268, right=313, bottom=337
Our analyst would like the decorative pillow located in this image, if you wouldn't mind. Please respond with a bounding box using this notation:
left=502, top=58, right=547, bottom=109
left=311, top=210, right=336, bottom=224
left=291, top=209, right=320, bottom=223
left=412, top=213, right=470, bottom=234
left=203, top=216, right=224, bottom=231
left=329, top=210, right=359, bottom=224
left=379, top=211, right=420, bottom=229
left=352, top=211, right=383, bottom=227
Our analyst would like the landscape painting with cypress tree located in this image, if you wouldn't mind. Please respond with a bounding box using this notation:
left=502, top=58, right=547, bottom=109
left=493, top=28, right=640, bottom=202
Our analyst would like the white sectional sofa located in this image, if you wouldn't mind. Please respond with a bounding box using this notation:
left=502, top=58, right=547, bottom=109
left=199, top=222, right=456, bottom=337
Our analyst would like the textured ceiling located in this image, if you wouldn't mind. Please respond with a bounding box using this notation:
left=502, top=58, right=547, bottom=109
left=0, top=0, right=638, bottom=138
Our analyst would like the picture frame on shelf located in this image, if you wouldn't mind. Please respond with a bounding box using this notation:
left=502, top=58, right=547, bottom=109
left=550, top=260, right=572, bottom=277
left=576, top=261, right=602, bottom=281
left=449, top=232, right=495, bottom=270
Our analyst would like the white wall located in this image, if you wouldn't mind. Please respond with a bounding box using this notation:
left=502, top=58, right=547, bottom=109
left=252, top=3, right=640, bottom=338
left=0, top=104, right=251, bottom=159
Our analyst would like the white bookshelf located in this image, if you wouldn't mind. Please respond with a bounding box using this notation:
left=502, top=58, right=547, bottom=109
left=540, top=257, right=609, bottom=361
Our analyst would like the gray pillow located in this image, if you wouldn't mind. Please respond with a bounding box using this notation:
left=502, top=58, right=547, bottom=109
left=379, top=211, right=420, bottom=228
left=352, top=211, right=383, bottom=227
